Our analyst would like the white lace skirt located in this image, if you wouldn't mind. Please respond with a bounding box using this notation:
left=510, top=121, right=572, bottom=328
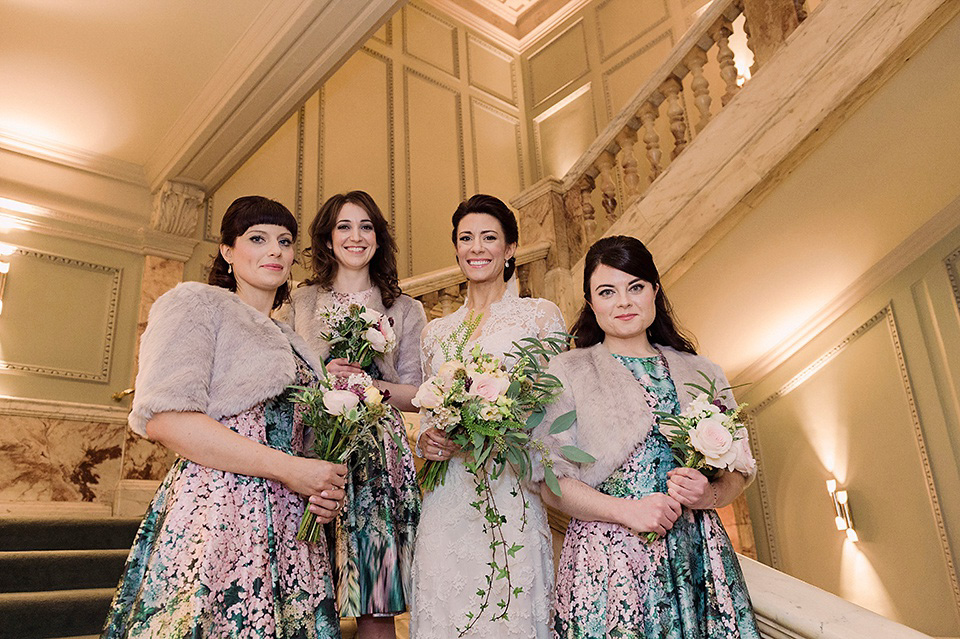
left=409, top=457, right=554, bottom=639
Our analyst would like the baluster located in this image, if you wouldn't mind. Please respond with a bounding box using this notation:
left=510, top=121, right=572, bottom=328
left=439, top=285, right=460, bottom=316
left=615, top=128, right=641, bottom=204
left=685, top=47, right=712, bottom=132
left=638, top=100, right=662, bottom=183
left=577, top=175, right=598, bottom=244
left=713, top=20, right=740, bottom=106
left=794, top=0, right=808, bottom=22
left=660, top=78, right=688, bottom=160
left=421, top=291, right=440, bottom=320
left=517, top=263, right=531, bottom=298
left=595, top=152, right=618, bottom=224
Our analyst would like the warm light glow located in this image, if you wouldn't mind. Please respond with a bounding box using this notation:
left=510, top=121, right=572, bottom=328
left=826, top=479, right=837, bottom=494
left=0, top=262, right=9, bottom=274
left=835, top=516, right=847, bottom=531
left=836, top=490, right=848, bottom=505
left=730, top=15, right=754, bottom=87
left=846, top=528, right=859, bottom=543
left=0, top=244, right=16, bottom=256
left=0, top=299, right=5, bottom=316
left=0, top=197, right=42, bottom=216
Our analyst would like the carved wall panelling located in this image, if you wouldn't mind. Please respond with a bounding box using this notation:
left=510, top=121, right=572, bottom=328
left=202, top=197, right=218, bottom=243
left=600, top=29, right=675, bottom=119
left=295, top=106, right=306, bottom=254
left=945, top=246, right=960, bottom=311
left=371, top=20, right=393, bottom=45
left=403, top=3, right=461, bottom=79
left=469, top=97, right=526, bottom=195
left=532, top=83, right=598, bottom=180
left=595, top=0, right=671, bottom=63
left=527, top=19, right=591, bottom=107
left=150, top=181, right=205, bottom=238
left=466, top=32, right=519, bottom=105
left=746, top=304, right=960, bottom=622
left=0, top=249, right=120, bottom=382
left=402, top=67, right=466, bottom=275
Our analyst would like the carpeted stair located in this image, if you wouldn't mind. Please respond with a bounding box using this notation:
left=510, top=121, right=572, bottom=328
left=0, top=517, right=141, bottom=639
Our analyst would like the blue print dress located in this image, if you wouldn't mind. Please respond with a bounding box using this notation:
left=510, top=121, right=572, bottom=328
left=552, top=354, right=760, bottom=639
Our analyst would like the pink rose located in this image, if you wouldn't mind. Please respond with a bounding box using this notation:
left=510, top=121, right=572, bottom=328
left=413, top=379, right=444, bottom=410
left=365, top=326, right=388, bottom=352
left=689, top=416, right=736, bottom=468
left=731, top=429, right=756, bottom=475
left=323, top=389, right=360, bottom=416
left=468, top=372, right=510, bottom=402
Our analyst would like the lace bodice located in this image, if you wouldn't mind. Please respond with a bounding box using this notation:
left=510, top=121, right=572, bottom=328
left=421, top=288, right=566, bottom=376
left=410, top=288, right=565, bottom=639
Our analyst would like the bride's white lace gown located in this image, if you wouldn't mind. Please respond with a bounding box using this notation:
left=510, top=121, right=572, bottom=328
left=410, top=288, right=566, bottom=639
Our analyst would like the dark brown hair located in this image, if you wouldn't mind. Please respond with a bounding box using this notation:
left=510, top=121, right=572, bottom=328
left=571, top=235, right=697, bottom=353
left=208, top=195, right=298, bottom=310
left=451, top=194, right=520, bottom=282
left=303, top=191, right=402, bottom=308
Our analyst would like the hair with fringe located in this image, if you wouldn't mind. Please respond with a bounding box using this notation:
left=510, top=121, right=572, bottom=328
left=571, top=235, right=697, bottom=353
left=302, top=190, right=402, bottom=308
left=450, top=194, right=520, bottom=282
left=208, top=195, right=298, bottom=310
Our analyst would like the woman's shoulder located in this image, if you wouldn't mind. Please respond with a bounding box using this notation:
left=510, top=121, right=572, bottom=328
left=289, top=282, right=322, bottom=306
left=660, top=345, right=725, bottom=378
left=390, top=292, right=425, bottom=314
left=152, top=281, right=231, bottom=315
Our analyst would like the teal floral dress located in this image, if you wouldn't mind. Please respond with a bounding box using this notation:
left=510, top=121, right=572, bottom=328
left=552, top=354, right=759, bottom=639
left=102, top=355, right=341, bottom=639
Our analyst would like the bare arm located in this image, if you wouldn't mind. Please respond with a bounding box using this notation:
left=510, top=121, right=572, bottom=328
left=541, top=476, right=682, bottom=537
left=146, top=411, right=346, bottom=521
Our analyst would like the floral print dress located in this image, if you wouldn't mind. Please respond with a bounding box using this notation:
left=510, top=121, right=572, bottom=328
left=102, top=355, right=341, bottom=639
left=552, top=354, right=760, bottom=639
left=323, top=288, right=421, bottom=619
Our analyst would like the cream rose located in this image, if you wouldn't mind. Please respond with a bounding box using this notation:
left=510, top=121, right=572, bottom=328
left=731, top=429, right=756, bottom=475
left=365, top=326, right=388, bottom=352
left=689, top=415, right=736, bottom=468
left=468, top=372, right=510, bottom=402
left=413, top=380, right=444, bottom=410
left=436, top=360, right=465, bottom=388
left=360, top=308, right=382, bottom=325
left=364, top=386, right=383, bottom=405
left=478, top=403, right=500, bottom=421
left=323, top=389, right=360, bottom=416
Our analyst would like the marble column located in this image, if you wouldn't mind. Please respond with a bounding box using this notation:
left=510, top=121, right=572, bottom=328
left=115, top=180, right=204, bottom=515
left=741, top=0, right=801, bottom=68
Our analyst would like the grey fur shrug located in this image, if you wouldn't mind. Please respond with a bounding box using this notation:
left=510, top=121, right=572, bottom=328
left=128, top=282, right=324, bottom=436
left=278, top=284, right=427, bottom=386
left=533, top=342, right=755, bottom=488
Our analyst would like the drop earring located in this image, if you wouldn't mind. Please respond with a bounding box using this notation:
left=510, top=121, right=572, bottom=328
left=227, top=263, right=233, bottom=274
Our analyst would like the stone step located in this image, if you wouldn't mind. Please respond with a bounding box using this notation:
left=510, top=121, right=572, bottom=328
left=0, top=517, right=141, bottom=552
left=0, top=588, right=115, bottom=639
left=0, top=549, right=129, bottom=593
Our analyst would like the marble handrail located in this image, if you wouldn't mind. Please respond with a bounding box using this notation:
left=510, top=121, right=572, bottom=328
left=739, top=555, right=933, bottom=639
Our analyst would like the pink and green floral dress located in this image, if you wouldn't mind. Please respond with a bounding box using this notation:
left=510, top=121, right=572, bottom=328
left=102, top=355, right=341, bottom=639
left=552, top=354, right=760, bottom=639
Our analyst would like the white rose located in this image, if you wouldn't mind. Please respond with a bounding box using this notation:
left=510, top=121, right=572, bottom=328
left=365, top=326, right=388, bottom=352
left=689, top=416, right=736, bottom=468
left=682, top=393, right=714, bottom=418
left=323, top=389, right=360, bottom=416
left=413, top=380, right=444, bottom=410
left=360, top=308, right=381, bottom=325
left=437, top=360, right=465, bottom=387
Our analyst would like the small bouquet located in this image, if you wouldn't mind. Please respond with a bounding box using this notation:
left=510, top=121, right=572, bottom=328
left=321, top=303, right=396, bottom=368
left=650, top=372, right=756, bottom=541
left=290, top=371, right=399, bottom=542
left=413, top=314, right=589, bottom=635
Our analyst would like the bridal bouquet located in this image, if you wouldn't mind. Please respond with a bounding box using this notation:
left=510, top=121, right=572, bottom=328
left=321, top=303, right=396, bottom=368
left=649, top=372, right=755, bottom=541
left=413, top=314, right=589, bottom=635
left=290, top=371, right=399, bottom=542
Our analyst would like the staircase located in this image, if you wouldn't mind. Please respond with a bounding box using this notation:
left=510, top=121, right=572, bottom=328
left=0, top=517, right=140, bottom=639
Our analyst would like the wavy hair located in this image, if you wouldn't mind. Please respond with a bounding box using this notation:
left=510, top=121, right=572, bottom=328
left=303, top=191, right=402, bottom=308
left=571, top=235, right=697, bottom=353
left=208, top=195, right=298, bottom=310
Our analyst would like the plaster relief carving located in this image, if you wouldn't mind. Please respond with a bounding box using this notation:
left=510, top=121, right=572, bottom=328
left=151, top=180, right=205, bottom=238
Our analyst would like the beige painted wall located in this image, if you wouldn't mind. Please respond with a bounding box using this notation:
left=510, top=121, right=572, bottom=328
left=190, top=1, right=531, bottom=281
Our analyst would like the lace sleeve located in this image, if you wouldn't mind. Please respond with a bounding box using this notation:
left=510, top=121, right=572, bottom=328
left=535, top=298, right=568, bottom=343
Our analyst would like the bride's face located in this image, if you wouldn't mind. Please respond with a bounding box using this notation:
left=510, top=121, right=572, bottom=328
left=454, top=213, right=516, bottom=284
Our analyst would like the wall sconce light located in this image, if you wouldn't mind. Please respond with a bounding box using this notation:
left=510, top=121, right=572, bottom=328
left=826, top=478, right=858, bottom=542
left=0, top=243, right=15, bottom=317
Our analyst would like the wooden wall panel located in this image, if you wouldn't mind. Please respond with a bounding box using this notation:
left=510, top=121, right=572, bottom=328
left=470, top=98, right=524, bottom=196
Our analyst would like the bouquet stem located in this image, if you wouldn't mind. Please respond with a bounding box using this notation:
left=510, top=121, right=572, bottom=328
left=417, top=459, right=450, bottom=492
left=298, top=509, right=325, bottom=543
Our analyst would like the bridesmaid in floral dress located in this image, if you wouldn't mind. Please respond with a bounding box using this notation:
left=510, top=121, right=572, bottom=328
left=536, top=235, right=760, bottom=638
left=280, top=191, right=423, bottom=639
left=102, top=196, right=346, bottom=638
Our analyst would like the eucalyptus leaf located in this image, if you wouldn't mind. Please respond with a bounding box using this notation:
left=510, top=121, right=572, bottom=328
left=560, top=445, right=596, bottom=463
left=548, top=410, right=577, bottom=434
left=543, top=465, right=562, bottom=496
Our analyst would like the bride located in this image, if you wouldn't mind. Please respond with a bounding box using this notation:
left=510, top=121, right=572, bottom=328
left=409, top=194, right=565, bottom=638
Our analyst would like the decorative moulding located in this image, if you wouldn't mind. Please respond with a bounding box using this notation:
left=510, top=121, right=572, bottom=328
left=745, top=304, right=960, bottom=616
left=145, top=0, right=402, bottom=193
left=466, top=33, right=519, bottom=106
left=595, top=0, right=671, bottom=63
left=402, top=3, right=461, bottom=79
left=0, top=248, right=120, bottom=383
left=151, top=181, right=206, bottom=238
left=0, top=394, right=129, bottom=425
left=469, top=97, right=525, bottom=193
left=0, top=129, right=148, bottom=187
